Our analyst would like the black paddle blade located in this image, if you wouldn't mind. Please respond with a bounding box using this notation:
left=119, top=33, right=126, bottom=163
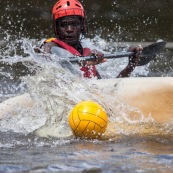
left=138, top=41, right=167, bottom=66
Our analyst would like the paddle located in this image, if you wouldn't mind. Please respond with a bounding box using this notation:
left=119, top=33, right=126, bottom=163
left=66, top=41, right=167, bottom=66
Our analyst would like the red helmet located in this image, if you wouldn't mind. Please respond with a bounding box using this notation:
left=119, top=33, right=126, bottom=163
left=52, top=0, right=87, bottom=35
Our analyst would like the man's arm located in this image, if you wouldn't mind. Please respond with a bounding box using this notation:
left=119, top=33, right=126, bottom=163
left=42, top=42, right=58, bottom=53
left=116, top=46, right=142, bottom=78
left=116, top=61, right=137, bottom=78
left=34, top=41, right=58, bottom=54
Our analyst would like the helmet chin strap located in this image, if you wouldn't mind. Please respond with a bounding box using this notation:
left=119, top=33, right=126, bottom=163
left=79, top=33, right=85, bottom=41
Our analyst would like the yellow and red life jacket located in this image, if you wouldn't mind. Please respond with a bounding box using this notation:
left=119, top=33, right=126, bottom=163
left=45, top=38, right=97, bottom=78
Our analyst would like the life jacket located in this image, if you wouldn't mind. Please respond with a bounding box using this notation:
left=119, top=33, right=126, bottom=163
left=45, top=38, right=97, bottom=78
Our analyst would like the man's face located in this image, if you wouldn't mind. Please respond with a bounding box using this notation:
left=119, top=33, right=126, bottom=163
left=56, top=16, right=83, bottom=46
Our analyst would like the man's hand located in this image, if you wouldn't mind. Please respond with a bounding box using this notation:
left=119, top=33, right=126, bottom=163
left=117, top=45, right=143, bottom=78
left=85, top=49, right=107, bottom=66
left=127, top=45, right=143, bottom=68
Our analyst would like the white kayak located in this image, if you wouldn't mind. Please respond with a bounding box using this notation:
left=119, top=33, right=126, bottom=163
left=0, top=77, right=173, bottom=124
left=91, top=77, right=173, bottom=124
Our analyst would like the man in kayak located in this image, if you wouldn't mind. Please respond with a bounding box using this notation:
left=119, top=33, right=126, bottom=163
left=41, top=0, right=142, bottom=79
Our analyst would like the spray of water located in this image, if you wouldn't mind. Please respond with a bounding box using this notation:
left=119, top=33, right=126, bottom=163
left=1, top=36, right=172, bottom=140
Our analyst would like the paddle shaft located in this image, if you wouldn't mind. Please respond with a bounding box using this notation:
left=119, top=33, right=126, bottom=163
left=68, top=52, right=135, bottom=63
left=69, top=52, right=135, bottom=63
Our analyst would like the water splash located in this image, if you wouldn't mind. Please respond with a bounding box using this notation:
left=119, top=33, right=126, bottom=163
left=1, top=37, right=172, bottom=140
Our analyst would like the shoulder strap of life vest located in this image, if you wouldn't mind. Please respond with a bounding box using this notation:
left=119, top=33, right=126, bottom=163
left=45, top=38, right=91, bottom=56
left=46, top=38, right=81, bottom=56
left=45, top=38, right=92, bottom=56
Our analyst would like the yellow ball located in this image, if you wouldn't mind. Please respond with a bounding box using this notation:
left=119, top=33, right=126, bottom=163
left=69, top=101, right=108, bottom=139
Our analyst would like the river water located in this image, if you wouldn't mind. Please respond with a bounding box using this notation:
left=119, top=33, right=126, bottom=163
left=0, top=0, right=173, bottom=173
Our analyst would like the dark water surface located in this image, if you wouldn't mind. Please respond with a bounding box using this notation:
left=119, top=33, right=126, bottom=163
left=1, top=132, right=173, bottom=173
left=1, top=0, right=173, bottom=173
left=1, top=0, right=173, bottom=41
